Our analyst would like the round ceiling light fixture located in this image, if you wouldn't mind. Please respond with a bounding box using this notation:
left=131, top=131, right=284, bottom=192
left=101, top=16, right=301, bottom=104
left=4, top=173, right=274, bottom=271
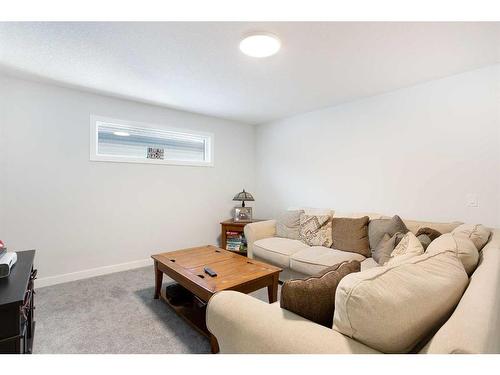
left=239, top=33, right=281, bottom=58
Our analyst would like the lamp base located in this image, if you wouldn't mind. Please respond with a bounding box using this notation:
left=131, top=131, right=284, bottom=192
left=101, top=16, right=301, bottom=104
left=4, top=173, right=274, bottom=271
left=234, top=207, right=252, bottom=222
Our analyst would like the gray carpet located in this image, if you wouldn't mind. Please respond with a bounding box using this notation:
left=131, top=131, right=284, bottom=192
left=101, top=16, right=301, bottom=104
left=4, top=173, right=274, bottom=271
left=34, top=266, right=274, bottom=354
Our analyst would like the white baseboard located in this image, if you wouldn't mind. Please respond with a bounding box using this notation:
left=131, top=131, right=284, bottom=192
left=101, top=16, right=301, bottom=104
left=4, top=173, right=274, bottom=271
left=35, top=258, right=153, bottom=288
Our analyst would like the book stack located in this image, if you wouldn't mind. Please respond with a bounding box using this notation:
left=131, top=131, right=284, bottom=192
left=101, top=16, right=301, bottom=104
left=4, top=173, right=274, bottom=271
left=0, top=241, right=6, bottom=258
left=226, top=231, right=247, bottom=252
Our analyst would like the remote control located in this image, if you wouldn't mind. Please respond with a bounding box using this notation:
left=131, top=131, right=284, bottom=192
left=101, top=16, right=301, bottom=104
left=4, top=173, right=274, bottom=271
left=204, top=267, right=217, bottom=277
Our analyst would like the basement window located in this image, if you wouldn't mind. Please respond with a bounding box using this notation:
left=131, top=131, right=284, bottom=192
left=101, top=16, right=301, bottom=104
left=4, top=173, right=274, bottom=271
left=90, top=116, right=213, bottom=166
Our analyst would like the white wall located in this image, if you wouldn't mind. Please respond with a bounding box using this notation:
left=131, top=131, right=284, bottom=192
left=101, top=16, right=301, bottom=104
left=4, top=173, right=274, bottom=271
left=256, top=65, right=500, bottom=227
left=2, top=64, right=499, bottom=287
left=0, top=75, right=255, bottom=285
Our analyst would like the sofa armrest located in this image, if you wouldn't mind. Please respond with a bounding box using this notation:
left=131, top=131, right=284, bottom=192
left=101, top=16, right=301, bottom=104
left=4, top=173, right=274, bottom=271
left=206, top=291, right=379, bottom=354
left=244, top=219, right=276, bottom=258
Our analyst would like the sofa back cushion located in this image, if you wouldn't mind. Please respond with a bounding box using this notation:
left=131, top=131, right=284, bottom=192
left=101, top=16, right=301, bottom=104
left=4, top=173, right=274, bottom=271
left=403, top=219, right=462, bottom=235
left=426, top=233, right=479, bottom=276
left=333, top=251, right=468, bottom=353
left=331, top=216, right=370, bottom=257
left=451, top=223, right=491, bottom=251
left=300, top=207, right=335, bottom=216
left=333, top=212, right=385, bottom=220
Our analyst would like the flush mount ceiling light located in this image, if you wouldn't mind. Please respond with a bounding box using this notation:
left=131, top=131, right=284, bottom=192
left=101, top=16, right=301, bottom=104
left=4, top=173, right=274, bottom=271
left=239, top=33, right=281, bottom=58
left=113, top=131, right=130, bottom=137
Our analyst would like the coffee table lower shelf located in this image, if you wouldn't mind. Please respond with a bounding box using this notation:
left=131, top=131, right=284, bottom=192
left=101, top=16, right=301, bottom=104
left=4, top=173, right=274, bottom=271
left=159, top=287, right=219, bottom=353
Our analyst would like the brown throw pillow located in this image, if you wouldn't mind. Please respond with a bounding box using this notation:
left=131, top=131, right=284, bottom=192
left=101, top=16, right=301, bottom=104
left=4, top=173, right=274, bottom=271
left=368, top=215, right=409, bottom=250
left=372, top=232, right=405, bottom=265
left=416, top=227, right=442, bottom=241
left=331, top=216, right=370, bottom=257
left=280, top=260, right=361, bottom=327
left=373, top=233, right=394, bottom=265
left=414, top=227, right=442, bottom=251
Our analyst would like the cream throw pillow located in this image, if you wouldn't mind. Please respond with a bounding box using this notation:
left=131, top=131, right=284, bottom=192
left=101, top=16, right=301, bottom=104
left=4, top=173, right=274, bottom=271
left=276, top=210, right=304, bottom=240
left=333, top=251, right=468, bottom=353
left=299, top=214, right=333, bottom=247
left=451, top=223, right=491, bottom=250
left=385, top=232, right=424, bottom=266
left=426, top=233, right=479, bottom=276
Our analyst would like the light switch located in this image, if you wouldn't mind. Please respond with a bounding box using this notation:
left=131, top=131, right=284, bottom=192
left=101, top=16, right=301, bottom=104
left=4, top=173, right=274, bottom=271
left=466, top=193, right=478, bottom=207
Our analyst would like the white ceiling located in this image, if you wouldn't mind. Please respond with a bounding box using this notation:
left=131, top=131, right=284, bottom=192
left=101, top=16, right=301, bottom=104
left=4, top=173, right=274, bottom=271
left=0, top=22, right=499, bottom=124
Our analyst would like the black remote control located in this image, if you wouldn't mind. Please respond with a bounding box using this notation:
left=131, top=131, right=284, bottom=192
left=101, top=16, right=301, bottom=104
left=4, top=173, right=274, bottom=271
left=204, top=267, right=217, bottom=277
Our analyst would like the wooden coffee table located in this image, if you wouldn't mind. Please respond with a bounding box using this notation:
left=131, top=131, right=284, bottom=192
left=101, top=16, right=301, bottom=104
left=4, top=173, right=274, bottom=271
left=151, top=245, right=282, bottom=353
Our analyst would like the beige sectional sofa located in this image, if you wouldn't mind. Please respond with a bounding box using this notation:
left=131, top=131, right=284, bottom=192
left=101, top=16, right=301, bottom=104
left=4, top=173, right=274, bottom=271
left=206, top=211, right=500, bottom=353
left=245, top=212, right=429, bottom=280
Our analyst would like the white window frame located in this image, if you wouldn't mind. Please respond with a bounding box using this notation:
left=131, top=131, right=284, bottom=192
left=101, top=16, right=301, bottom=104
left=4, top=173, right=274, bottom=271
left=89, top=115, right=214, bottom=167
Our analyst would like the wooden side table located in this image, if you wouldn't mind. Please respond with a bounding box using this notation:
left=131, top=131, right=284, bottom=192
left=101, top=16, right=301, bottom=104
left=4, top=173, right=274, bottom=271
left=220, top=219, right=266, bottom=255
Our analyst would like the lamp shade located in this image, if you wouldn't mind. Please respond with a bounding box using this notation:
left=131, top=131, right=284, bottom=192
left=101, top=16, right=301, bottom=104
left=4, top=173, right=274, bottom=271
left=233, top=189, right=254, bottom=202
left=233, top=189, right=254, bottom=208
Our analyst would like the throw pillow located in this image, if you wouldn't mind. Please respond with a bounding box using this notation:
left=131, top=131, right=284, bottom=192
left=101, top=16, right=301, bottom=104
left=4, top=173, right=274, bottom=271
left=372, top=232, right=404, bottom=265
left=415, top=227, right=442, bottom=251
left=386, top=232, right=425, bottom=266
left=276, top=210, right=304, bottom=240
left=331, top=216, right=370, bottom=257
left=368, top=215, right=409, bottom=249
left=299, top=214, right=333, bottom=247
left=416, top=227, right=442, bottom=241
left=416, top=234, right=432, bottom=250
left=451, top=224, right=491, bottom=251
left=280, top=260, right=361, bottom=327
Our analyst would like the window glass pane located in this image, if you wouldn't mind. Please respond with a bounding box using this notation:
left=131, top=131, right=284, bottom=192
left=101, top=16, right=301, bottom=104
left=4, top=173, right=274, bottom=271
left=95, top=121, right=210, bottom=164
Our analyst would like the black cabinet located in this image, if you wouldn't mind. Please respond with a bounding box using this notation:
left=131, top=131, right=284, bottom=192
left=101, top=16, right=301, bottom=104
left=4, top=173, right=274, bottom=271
left=0, top=250, right=36, bottom=354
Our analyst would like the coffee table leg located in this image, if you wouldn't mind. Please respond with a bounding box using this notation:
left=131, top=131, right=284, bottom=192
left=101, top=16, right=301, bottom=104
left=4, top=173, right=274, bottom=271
left=267, top=274, right=279, bottom=303
left=154, top=261, right=163, bottom=299
left=210, top=334, right=220, bottom=354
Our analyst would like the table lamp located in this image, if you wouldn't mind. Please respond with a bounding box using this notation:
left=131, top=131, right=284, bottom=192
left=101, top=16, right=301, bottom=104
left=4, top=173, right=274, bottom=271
left=233, top=189, right=254, bottom=221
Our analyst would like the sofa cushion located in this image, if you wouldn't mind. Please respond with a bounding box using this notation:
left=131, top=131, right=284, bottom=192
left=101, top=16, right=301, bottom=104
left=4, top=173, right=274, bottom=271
left=299, top=214, right=333, bottom=247
left=301, top=207, right=334, bottom=216
left=276, top=210, right=304, bottom=240
left=333, top=212, right=385, bottom=220
left=290, top=246, right=365, bottom=275
left=403, top=219, right=462, bottom=235
left=333, top=251, right=468, bottom=353
left=331, top=216, right=370, bottom=257
left=368, top=215, right=409, bottom=249
left=451, top=224, right=491, bottom=251
left=280, top=261, right=361, bottom=327
left=253, top=237, right=309, bottom=268
left=426, top=233, right=479, bottom=276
